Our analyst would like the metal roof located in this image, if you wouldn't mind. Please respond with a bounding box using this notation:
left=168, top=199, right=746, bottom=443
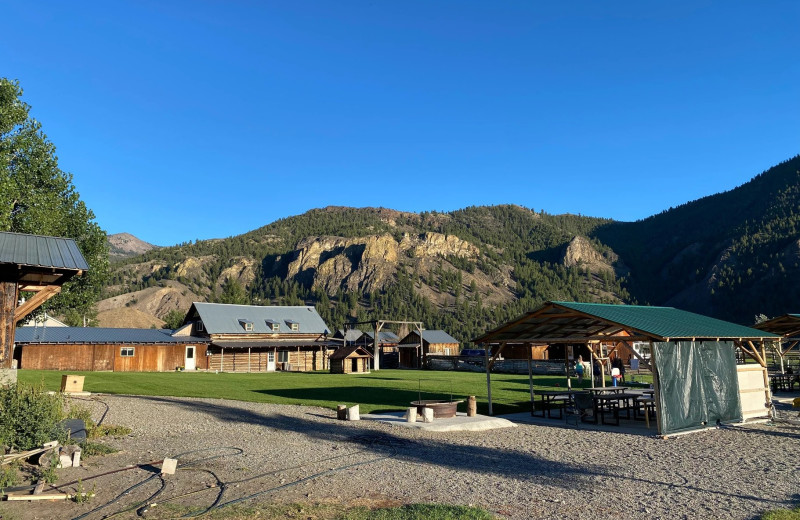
left=329, top=345, right=372, bottom=360
left=360, top=331, right=400, bottom=344
left=752, top=314, right=800, bottom=338
left=474, top=301, right=779, bottom=344
left=14, top=327, right=209, bottom=344
left=401, top=330, right=459, bottom=345
left=191, top=303, right=331, bottom=335
left=211, top=340, right=337, bottom=349
left=335, top=329, right=363, bottom=342
left=0, top=232, right=89, bottom=271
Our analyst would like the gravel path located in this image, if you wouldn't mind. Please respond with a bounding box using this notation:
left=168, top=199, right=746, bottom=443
left=3, top=395, right=798, bottom=520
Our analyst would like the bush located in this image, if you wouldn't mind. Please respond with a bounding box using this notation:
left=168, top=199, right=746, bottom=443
left=0, top=383, right=66, bottom=451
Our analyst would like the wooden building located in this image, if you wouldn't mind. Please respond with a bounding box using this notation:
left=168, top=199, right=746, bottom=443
left=398, top=329, right=459, bottom=368
left=14, top=327, right=208, bottom=372
left=329, top=346, right=372, bottom=374
left=181, top=302, right=336, bottom=373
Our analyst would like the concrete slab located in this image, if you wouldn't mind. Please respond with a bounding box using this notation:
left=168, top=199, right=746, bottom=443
left=500, top=411, right=659, bottom=436
left=361, top=411, right=517, bottom=432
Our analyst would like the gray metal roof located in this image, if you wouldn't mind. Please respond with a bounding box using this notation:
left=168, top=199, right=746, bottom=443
left=14, top=327, right=209, bottom=344
left=361, top=331, right=400, bottom=344
left=0, top=232, right=89, bottom=271
left=335, top=329, right=363, bottom=342
left=401, top=330, right=459, bottom=344
left=191, top=303, right=331, bottom=335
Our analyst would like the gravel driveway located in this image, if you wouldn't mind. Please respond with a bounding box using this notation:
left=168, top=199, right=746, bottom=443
left=2, top=394, right=798, bottom=520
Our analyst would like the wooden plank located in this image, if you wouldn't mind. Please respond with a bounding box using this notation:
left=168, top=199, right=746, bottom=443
left=5, top=492, right=69, bottom=501
left=14, top=286, right=61, bottom=323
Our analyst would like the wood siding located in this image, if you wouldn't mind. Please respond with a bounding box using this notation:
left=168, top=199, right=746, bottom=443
left=207, top=348, right=331, bottom=373
left=19, top=343, right=207, bottom=372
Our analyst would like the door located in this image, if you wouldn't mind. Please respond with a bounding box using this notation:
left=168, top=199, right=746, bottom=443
left=351, top=358, right=358, bottom=373
left=185, top=346, right=196, bottom=371
left=267, top=351, right=276, bottom=372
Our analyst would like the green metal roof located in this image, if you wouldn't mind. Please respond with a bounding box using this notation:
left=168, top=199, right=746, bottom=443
left=473, top=301, right=779, bottom=344
left=550, top=301, right=778, bottom=340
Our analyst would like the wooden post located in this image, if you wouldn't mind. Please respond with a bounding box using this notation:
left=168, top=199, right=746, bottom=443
left=248, top=347, right=251, bottom=373
left=336, top=404, right=347, bottom=420
left=467, top=395, right=477, bottom=417
left=374, top=321, right=381, bottom=371
left=0, top=281, right=17, bottom=370
left=485, top=344, right=493, bottom=416
left=527, top=342, right=535, bottom=414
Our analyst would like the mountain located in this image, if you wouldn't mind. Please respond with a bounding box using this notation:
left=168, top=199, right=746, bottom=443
left=101, top=156, right=800, bottom=342
left=108, top=233, right=159, bottom=260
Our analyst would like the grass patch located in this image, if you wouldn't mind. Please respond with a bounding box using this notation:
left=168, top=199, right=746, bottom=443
left=18, top=369, right=650, bottom=415
left=763, top=507, right=800, bottom=520
left=339, top=503, right=495, bottom=519
left=79, top=441, right=118, bottom=456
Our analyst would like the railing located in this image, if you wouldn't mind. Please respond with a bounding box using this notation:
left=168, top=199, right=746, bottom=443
left=424, top=356, right=568, bottom=375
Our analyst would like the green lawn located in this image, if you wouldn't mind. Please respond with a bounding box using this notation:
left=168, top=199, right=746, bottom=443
left=18, top=369, right=652, bottom=415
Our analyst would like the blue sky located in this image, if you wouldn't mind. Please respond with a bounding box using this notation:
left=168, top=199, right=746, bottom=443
left=3, top=1, right=799, bottom=246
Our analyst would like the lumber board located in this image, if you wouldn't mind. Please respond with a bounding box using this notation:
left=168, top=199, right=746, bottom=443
left=5, top=492, right=69, bottom=501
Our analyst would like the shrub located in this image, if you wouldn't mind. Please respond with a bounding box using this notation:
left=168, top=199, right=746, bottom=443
left=0, top=383, right=66, bottom=451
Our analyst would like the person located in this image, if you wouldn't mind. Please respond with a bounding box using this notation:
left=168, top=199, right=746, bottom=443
left=575, top=355, right=585, bottom=383
left=593, top=359, right=602, bottom=387
left=612, top=356, right=626, bottom=383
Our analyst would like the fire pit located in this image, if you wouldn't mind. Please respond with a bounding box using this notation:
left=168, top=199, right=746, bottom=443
left=411, top=400, right=462, bottom=419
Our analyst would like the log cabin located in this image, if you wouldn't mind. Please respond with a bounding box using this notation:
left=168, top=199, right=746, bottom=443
left=397, top=329, right=459, bottom=368
left=180, top=302, right=336, bottom=372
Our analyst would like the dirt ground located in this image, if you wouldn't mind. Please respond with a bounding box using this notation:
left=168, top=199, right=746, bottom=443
left=1, top=394, right=798, bottom=520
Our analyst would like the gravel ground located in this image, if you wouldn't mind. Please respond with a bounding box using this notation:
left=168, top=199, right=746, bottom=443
left=2, top=394, right=799, bottom=520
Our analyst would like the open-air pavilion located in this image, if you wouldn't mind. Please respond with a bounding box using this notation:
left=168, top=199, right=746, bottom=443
left=474, top=301, right=780, bottom=436
left=753, top=314, right=800, bottom=372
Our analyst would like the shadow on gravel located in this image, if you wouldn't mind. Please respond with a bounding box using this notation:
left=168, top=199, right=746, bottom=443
left=118, top=395, right=790, bottom=509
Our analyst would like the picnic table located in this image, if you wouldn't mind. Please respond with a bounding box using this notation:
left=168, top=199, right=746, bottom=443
left=532, top=390, right=576, bottom=419
left=591, top=392, right=639, bottom=426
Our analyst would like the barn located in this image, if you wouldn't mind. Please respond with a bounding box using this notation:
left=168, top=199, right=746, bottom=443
left=14, top=327, right=209, bottom=372
left=398, top=330, right=459, bottom=368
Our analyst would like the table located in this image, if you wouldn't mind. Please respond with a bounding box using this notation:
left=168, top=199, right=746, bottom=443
left=532, top=390, right=575, bottom=419
left=587, top=386, right=629, bottom=395
left=592, top=393, right=638, bottom=426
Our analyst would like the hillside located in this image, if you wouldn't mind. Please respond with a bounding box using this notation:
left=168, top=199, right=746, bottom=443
left=108, top=233, right=159, bottom=260
left=102, top=155, right=800, bottom=342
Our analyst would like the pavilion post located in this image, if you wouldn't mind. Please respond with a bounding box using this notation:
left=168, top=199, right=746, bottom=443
left=0, top=281, right=17, bottom=370
left=527, top=342, right=534, bottom=414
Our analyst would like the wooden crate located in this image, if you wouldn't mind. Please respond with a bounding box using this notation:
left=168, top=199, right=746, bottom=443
left=60, top=374, right=85, bottom=393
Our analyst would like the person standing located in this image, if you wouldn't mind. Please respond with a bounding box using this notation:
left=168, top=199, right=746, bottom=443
left=575, top=355, right=585, bottom=383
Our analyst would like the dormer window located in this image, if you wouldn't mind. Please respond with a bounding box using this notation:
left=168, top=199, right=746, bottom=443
left=196, top=321, right=204, bottom=332
left=266, top=319, right=280, bottom=332
left=286, top=320, right=299, bottom=331
left=239, top=319, right=254, bottom=332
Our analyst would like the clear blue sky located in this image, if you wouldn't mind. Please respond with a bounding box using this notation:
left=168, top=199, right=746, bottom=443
left=4, top=1, right=799, bottom=246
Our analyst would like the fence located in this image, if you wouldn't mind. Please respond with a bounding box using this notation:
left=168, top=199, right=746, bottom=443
left=424, top=355, right=568, bottom=375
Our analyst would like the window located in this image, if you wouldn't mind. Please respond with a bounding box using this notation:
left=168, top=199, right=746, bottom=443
left=196, top=321, right=204, bottom=332
left=121, top=347, right=135, bottom=357
left=239, top=319, right=254, bottom=331
left=278, top=351, right=289, bottom=363
left=286, top=320, right=299, bottom=331
left=266, top=320, right=280, bottom=332
left=444, top=348, right=451, bottom=356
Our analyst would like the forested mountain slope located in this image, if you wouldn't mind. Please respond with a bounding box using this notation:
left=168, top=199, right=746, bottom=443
left=104, top=156, right=800, bottom=341
left=594, top=155, right=800, bottom=322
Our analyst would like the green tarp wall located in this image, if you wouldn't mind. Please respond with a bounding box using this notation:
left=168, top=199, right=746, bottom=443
left=652, top=341, right=742, bottom=435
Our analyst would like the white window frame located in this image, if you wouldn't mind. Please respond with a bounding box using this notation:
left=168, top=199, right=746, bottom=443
left=121, top=347, right=135, bottom=357
left=290, top=323, right=299, bottom=331
left=277, top=351, right=289, bottom=363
